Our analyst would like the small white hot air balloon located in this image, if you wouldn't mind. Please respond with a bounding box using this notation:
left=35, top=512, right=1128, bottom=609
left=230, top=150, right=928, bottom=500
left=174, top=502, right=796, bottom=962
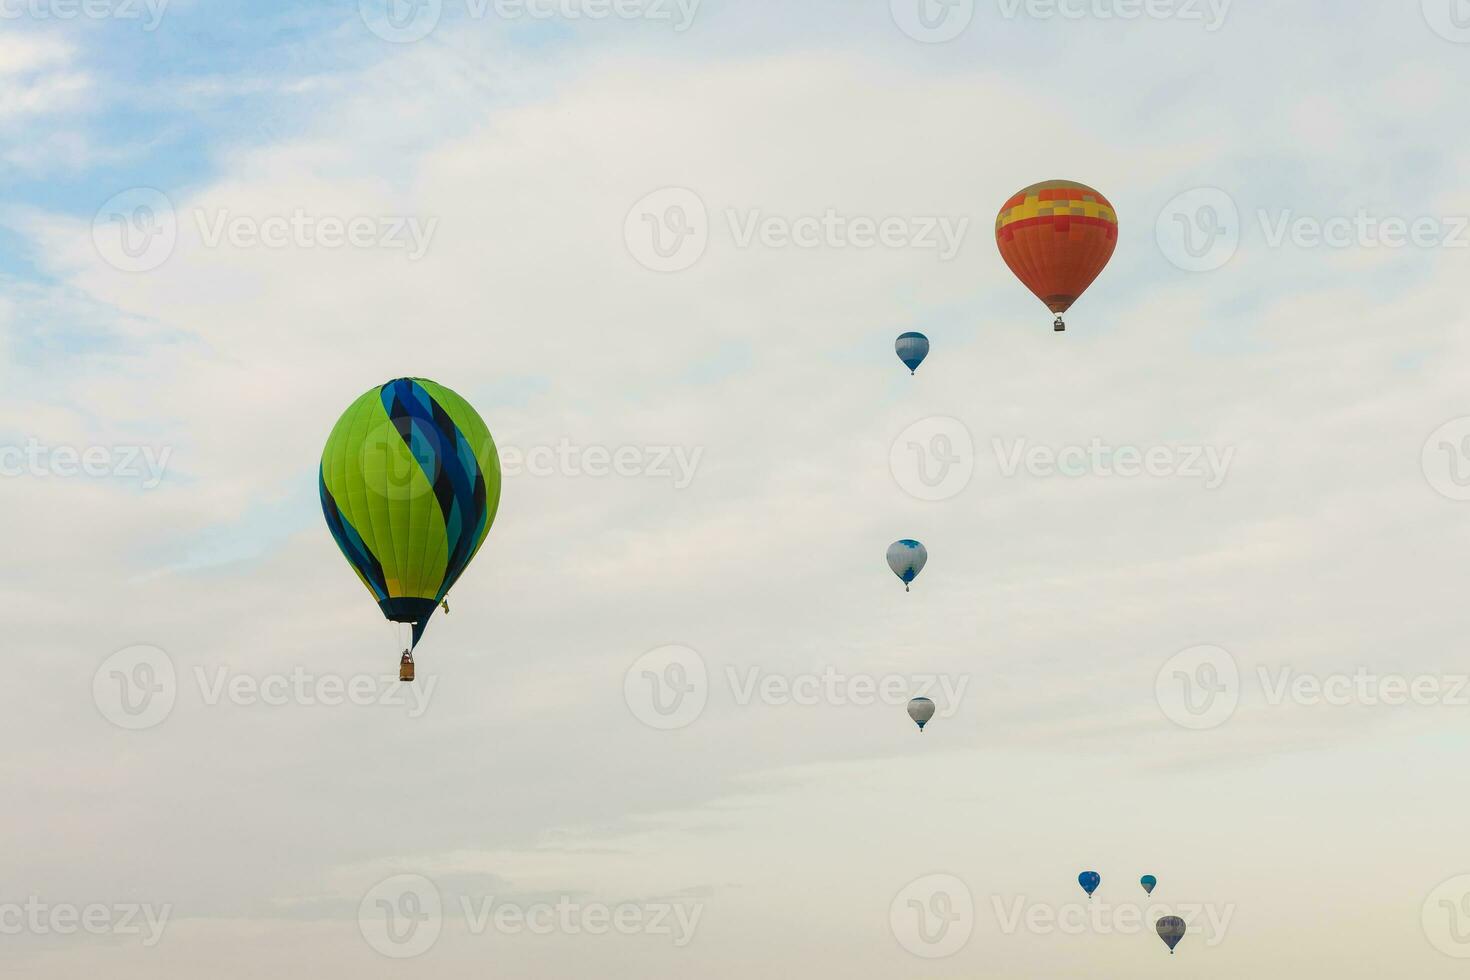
left=887, top=540, right=928, bottom=592
left=907, top=697, right=936, bottom=732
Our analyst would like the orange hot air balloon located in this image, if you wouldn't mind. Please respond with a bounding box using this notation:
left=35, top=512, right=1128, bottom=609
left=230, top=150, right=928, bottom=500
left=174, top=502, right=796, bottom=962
left=995, top=179, right=1118, bottom=332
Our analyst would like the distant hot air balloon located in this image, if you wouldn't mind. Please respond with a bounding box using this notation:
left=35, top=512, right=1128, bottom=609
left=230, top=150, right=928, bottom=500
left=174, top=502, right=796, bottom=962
left=1157, top=915, right=1186, bottom=954
left=320, top=378, right=501, bottom=679
left=1140, top=875, right=1157, bottom=896
left=907, top=697, right=936, bottom=732
left=995, top=179, right=1118, bottom=332
left=1078, top=871, right=1101, bottom=899
left=895, top=332, right=930, bottom=375
left=886, top=540, right=927, bottom=592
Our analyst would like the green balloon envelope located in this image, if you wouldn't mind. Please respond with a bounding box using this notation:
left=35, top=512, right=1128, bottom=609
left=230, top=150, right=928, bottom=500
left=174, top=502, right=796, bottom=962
left=320, top=378, right=501, bottom=648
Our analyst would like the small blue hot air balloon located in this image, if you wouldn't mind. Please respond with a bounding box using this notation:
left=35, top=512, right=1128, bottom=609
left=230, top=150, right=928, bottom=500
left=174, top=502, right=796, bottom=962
left=1078, top=871, right=1101, bottom=899
left=1157, top=915, right=1186, bottom=954
left=886, top=540, right=927, bottom=592
left=1140, top=875, right=1157, bottom=896
left=895, top=332, right=930, bottom=375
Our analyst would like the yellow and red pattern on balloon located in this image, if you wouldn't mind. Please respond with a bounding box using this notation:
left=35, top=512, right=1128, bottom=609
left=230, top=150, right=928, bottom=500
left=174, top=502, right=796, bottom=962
left=995, top=180, right=1118, bottom=315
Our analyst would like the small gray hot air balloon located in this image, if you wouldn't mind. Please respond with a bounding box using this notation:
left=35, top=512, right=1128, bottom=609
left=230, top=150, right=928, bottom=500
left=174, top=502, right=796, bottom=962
left=1156, top=916, right=1186, bottom=955
left=886, top=539, right=927, bottom=592
left=907, top=697, right=936, bottom=732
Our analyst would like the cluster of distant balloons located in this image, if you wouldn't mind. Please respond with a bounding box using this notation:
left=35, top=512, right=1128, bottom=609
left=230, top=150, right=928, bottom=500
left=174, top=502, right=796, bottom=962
left=893, top=183, right=1182, bottom=956
left=1078, top=873, right=1186, bottom=954
left=891, top=179, right=1118, bottom=733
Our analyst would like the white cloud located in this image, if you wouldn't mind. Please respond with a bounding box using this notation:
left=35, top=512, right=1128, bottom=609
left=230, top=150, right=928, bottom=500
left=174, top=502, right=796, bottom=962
left=4, top=11, right=1470, bottom=976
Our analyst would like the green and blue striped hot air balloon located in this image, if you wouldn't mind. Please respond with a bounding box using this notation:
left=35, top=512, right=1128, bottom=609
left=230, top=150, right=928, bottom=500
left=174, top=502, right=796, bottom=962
left=319, top=378, right=501, bottom=659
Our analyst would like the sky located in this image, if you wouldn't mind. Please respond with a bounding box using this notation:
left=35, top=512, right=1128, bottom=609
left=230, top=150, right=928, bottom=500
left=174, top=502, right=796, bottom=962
left=4, top=0, right=1470, bottom=976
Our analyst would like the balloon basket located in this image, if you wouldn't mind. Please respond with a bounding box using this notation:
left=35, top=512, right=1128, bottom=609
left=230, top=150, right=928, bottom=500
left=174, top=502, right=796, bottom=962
left=399, top=651, right=415, bottom=683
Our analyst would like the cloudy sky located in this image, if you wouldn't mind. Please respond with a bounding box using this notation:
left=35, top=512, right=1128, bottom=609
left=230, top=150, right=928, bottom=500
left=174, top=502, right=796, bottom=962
left=4, top=0, right=1470, bottom=976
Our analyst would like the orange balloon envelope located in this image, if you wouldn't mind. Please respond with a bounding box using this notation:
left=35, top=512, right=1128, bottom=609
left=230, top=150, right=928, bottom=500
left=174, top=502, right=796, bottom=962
left=995, top=179, right=1118, bottom=331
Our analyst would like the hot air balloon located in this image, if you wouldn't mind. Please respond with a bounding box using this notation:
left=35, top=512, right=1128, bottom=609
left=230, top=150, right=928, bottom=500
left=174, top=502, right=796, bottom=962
left=995, top=179, right=1118, bottom=332
left=1157, top=915, right=1186, bottom=954
left=1078, top=871, right=1100, bottom=899
left=895, top=332, right=930, bottom=375
left=320, top=378, right=501, bottom=679
left=886, top=539, right=927, bottom=592
left=1140, top=875, right=1157, bottom=896
left=907, top=697, right=936, bottom=731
